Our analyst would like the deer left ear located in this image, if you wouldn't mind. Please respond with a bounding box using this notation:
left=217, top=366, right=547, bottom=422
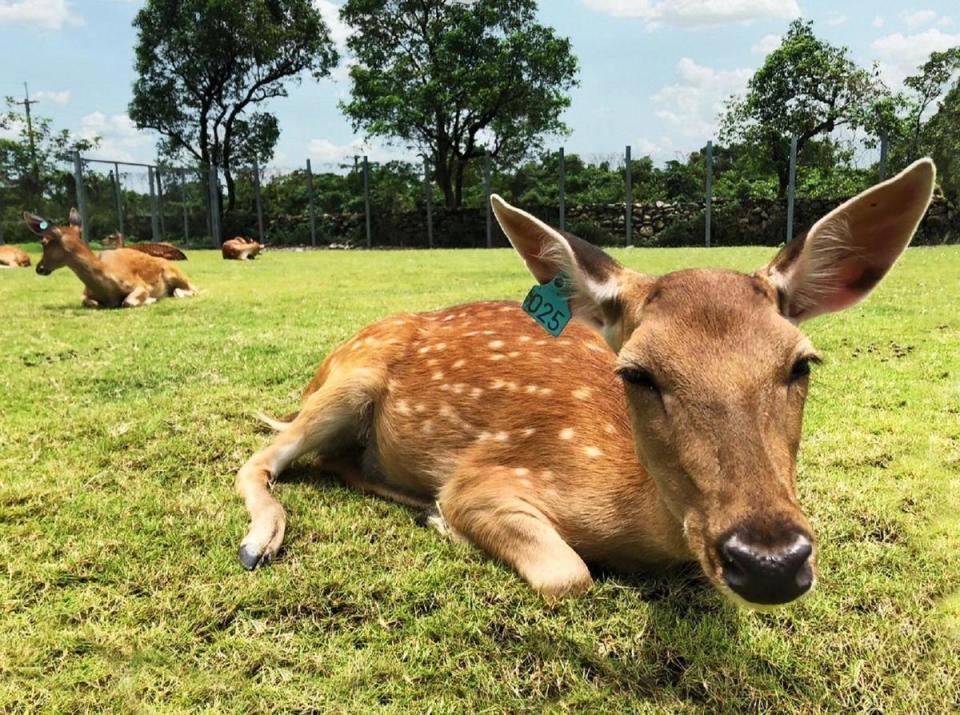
left=760, top=158, right=935, bottom=322
left=68, top=208, right=81, bottom=227
left=491, top=194, right=649, bottom=350
left=23, top=212, right=59, bottom=237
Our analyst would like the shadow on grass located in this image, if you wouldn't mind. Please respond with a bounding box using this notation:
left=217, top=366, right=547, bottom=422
left=274, top=460, right=772, bottom=707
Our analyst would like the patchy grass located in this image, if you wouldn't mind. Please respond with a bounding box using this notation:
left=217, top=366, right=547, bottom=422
left=1, top=245, right=958, bottom=713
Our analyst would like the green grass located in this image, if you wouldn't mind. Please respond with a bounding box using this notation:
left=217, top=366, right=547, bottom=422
left=1, top=245, right=958, bottom=713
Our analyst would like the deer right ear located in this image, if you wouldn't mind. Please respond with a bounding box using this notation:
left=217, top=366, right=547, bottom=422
left=23, top=212, right=60, bottom=238
left=491, top=194, right=647, bottom=350
left=68, top=208, right=81, bottom=227
left=761, top=159, right=935, bottom=322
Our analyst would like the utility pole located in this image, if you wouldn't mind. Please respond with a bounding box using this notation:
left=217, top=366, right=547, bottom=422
left=18, top=82, right=40, bottom=185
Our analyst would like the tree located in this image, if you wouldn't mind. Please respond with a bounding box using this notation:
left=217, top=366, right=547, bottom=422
left=340, top=0, right=579, bottom=208
left=921, top=80, right=960, bottom=202
left=900, top=48, right=960, bottom=161
left=129, top=0, right=338, bottom=210
left=720, top=20, right=884, bottom=196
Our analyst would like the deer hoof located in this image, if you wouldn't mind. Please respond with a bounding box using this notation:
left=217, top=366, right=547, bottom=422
left=238, top=543, right=272, bottom=570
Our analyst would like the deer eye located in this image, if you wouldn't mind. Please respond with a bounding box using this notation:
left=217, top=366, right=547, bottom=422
left=618, top=367, right=660, bottom=394
left=789, top=358, right=814, bottom=382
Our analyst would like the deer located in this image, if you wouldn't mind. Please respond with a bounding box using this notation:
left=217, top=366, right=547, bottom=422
left=0, top=245, right=31, bottom=268
left=101, top=231, right=188, bottom=261
left=25, top=209, right=197, bottom=308
left=222, top=236, right=263, bottom=261
left=234, top=159, right=935, bottom=609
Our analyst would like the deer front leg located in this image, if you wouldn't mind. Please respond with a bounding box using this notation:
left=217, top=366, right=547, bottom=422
left=439, top=468, right=593, bottom=600
left=122, top=286, right=150, bottom=307
left=81, top=290, right=99, bottom=308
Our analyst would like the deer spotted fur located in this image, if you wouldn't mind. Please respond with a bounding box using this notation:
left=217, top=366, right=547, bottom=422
left=101, top=232, right=188, bottom=261
left=222, top=236, right=263, bottom=261
left=235, top=160, right=935, bottom=607
left=25, top=209, right=197, bottom=308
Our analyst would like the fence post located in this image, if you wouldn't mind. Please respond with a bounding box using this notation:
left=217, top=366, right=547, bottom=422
left=208, top=163, right=222, bottom=247
left=253, top=157, right=265, bottom=244
left=113, top=162, right=123, bottom=234
left=363, top=155, right=372, bottom=248
left=484, top=154, right=492, bottom=248
left=625, top=145, right=633, bottom=247
left=558, top=147, right=566, bottom=231
left=879, top=134, right=888, bottom=181
left=424, top=157, right=434, bottom=249
left=705, top=140, right=713, bottom=248
left=73, top=150, right=90, bottom=243
left=148, top=166, right=160, bottom=242
left=156, top=166, right=166, bottom=240
left=306, top=158, right=317, bottom=247
left=179, top=169, right=189, bottom=243
left=0, top=189, right=4, bottom=244
left=786, top=137, right=797, bottom=244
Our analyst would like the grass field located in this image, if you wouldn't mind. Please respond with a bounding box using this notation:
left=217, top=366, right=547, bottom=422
left=1, top=244, right=958, bottom=713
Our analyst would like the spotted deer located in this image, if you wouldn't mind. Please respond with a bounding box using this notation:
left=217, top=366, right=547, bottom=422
left=236, top=159, right=935, bottom=608
left=0, top=245, right=31, bottom=267
left=222, top=236, right=263, bottom=260
left=101, top=231, right=188, bottom=261
left=25, top=209, right=197, bottom=308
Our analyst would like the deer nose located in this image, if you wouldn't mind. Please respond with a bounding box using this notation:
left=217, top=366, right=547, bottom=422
left=720, top=532, right=814, bottom=605
left=36, top=263, right=48, bottom=275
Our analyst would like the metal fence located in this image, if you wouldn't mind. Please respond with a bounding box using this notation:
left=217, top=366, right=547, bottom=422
left=2, top=136, right=900, bottom=249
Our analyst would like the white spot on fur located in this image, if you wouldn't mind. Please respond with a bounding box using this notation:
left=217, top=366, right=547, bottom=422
left=540, top=388, right=553, bottom=396
left=465, top=331, right=478, bottom=337
left=482, top=330, right=495, bottom=336
left=489, top=354, right=506, bottom=361
left=435, top=342, right=446, bottom=351
left=541, top=470, right=554, bottom=481
left=418, top=346, right=430, bottom=354
left=452, top=384, right=465, bottom=394
left=519, top=478, right=533, bottom=489
left=443, top=314, right=455, bottom=321
left=584, top=446, right=603, bottom=457
left=500, top=306, right=513, bottom=312
left=491, top=379, right=505, bottom=390
left=393, top=320, right=406, bottom=326
left=396, top=400, right=411, bottom=416
left=604, top=423, right=616, bottom=435
left=536, top=340, right=546, bottom=346
left=522, top=428, right=537, bottom=438
left=505, top=381, right=518, bottom=392
left=559, top=428, right=575, bottom=440
left=432, top=371, right=444, bottom=380
left=415, top=404, right=426, bottom=413
left=422, top=420, right=434, bottom=434
left=508, top=351, right=520, bottom=358
left=470, top=387, right=483, bottom=399
left=452, top=359, right=466, bottom=369
left=352, top=342, right=362, bottom=350
left=572, top=387, right=593, bottom=400
left=525, top=385, right=539, bottom=394
left=494, top=431, right=510, bottom=442
left=488, top=340, right=504, bottom=349
left=587, top=342, right=606, bottom=352
left=550, top=357, right=563, bottom=364
left=513, top=467, right=530, bottom=477
left=519, top=336, right=531, bottom=343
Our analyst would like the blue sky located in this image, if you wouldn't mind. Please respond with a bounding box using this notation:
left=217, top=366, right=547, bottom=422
left=1, top=0, right=958, bottom=171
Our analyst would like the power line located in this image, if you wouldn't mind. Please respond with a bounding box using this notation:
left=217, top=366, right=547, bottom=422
left=14, top=82, right=40, bottom=183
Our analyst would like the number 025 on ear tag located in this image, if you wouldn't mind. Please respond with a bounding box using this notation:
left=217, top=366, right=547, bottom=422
left=521, top=272, right=573, bottom=337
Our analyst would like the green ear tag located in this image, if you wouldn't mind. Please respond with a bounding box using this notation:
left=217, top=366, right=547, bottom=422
left=521, top=271, right=573, bottom=337
left=39, top=221, right=49, bottom=231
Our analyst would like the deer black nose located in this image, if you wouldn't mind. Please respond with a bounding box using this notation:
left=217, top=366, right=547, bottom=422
left=720, top=532, right=813, bottom=605
left=36, top=263, right=48, bottom=275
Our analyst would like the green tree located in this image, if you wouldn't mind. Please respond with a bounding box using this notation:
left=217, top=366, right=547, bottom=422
left=720, top=19, right=884, bottom=196
left=899, top=48, right=960, bottom=161
left=129, top=0, right=338, bottom=210
left=340, top=0, right=578, bottom=208
left=921, top=80, right=960, bottom=202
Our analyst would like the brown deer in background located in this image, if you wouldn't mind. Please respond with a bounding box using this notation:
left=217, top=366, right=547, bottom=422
left=101, top=231, right=188, bottom=261
left=234, top=160, right=935, bottom=609
left=222, top=236, right=264, bottom=260
left=26, top=209, right=197, bottom=308
left=0, top=245, right=31, bottom=267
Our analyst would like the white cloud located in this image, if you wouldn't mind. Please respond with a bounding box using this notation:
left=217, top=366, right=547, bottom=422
left=901, top=9, right=938, bottom=29
left=633, top=135, right=677, bottom=162
left=314, top=0, right=350, bottom=52
left=77, top=112, right=156, bottom=163
left=307, top=137, right=413, bottom=168
left=580, top=0, right=799, bottom=28
left=650, top=58, right=751, bottom=139
left=871, top=28, right=960, bottom=88
left=0, top=0, right=83, bottom=29
left=872, top=15, right=884, bottom=28
left=751, top=33, right=781, bottom=55
left=826, top=11, right=847, bottom=27
left=30, top=89, right=71, bottom=105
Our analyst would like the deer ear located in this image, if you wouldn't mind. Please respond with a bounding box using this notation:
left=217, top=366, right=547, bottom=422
left=761, top=158, right=935, bottom=322
left=68, top=208, right=82, bottom=227
left=491, top=194, right=646, bottom=349
left=23, top=212, right=60, bottom=238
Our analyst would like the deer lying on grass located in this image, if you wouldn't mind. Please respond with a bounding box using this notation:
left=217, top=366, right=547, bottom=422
left=222, top=236, right=263, bottom=260
left=236, top=160, right=934, bottom=608
left=25, top=209, right=197, bottom=308
left=101, top=232, right=188, bottom=261
left=0, top=245, right=31, bottom=267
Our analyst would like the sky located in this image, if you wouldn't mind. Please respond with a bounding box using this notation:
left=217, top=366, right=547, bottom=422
left=1, top=0, right=958, bottom=171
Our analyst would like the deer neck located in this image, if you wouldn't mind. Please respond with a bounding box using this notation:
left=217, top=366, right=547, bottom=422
left=64, top=241, right=118, bottom=296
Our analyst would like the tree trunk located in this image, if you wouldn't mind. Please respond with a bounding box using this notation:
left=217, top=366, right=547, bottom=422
left=434, top=156, right=455, bottom=208
left=453, top=158, right=466, bottom=209
left=224, top=168, right=237, bottom=212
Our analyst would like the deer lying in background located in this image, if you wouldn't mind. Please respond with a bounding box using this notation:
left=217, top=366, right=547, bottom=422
left=25, top=209, right=197, bottom=308
left=236, top=160, right=935, bottom=608
left=0, top=245, right=31, bottom=267
left=222, top=236, right=263, bottom=260
left=101, top=231, right=188, bottom=261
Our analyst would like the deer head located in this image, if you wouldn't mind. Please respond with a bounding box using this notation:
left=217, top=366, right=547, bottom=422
left=24, top=208, right=84, bottom=276
left=492, top=158, right=935, bottom=606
